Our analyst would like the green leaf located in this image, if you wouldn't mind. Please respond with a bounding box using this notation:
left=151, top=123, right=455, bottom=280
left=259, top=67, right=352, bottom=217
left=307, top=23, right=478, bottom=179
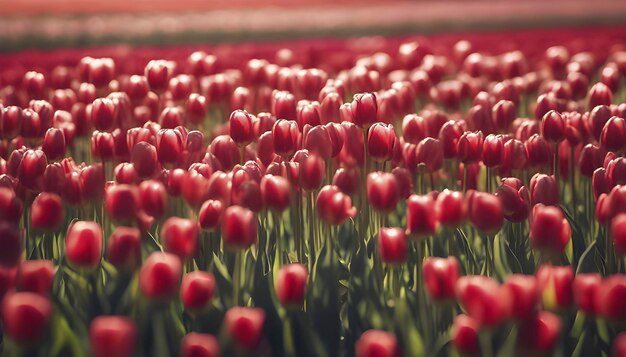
left=576, top=240, right=599, bottom=274
left=394, top=291, right=425, bottom=357
left=494, top=233, right=512, bottom=280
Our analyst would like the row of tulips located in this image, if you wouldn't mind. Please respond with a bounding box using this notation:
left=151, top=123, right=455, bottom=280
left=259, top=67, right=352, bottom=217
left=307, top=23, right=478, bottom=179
left=3, top=28, right=626, bottom=356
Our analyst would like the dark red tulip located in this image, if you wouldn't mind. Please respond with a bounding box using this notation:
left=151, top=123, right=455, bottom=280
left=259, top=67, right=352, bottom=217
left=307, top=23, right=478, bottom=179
left=579, top=144, right=605, bottom=177
left=588, top=82, right=613, bottom=109
left=272, top=119, right=300, bottom=159
left=415, top=137, right=443, bottom=172
left=260, top=175, right=291, bottom=212
left=530, top=204, right=570, bottom=255
left=66, top=221, right=102, bottom=270
left=114, top=163, right=138, bottom=184
left=536, top=264, right=573, bottom=310
left=107, top=226, right=141, bottom=271
left=455, top=275, right=512, bottom=327
left=467, top=191, right=503, bottom=234
left=517, top=311, right=561, bottom=354
left=607, top=157, right=626, bottom=187
left=145, top=60, right=174, bottom=93
left=482, top=134, right=504, bottom=167
left=20, top=108, right=42, bottom=139
left=1, top=292, right=52, bottom=346
left=105, top=184, right=139, bottom=224
left=351, top=92, right=378, bottom=128
left=138, top=180, right=167, bottom=219
left=601, top=116, right=626, bottom=152
left=139, top=252, right=182, bottom=301
left=197, top=200, right=223, bottom=231
left=30, top=192, right=64, bottom=232
left=159, top=107, right=184, bottom=129
left=181, top=333, right=220, bottom=357
left=300, top=154, right=325, bottom=191
left=541, top=110, right=565, bottom=143
left=378, top=227, right=408, bottom=265
left=224, top=307, right=266, bottom=350
left=438, top=120, right=465, bottom=159
left=0, top=186, right=23, bottom=224
left=42, top=128, right=66, bottom=161
left=457, top=131, right=484, bottom=163
left=367, top=172, right=400, bottom=213
left=589, top=105, right=612, bottom=141
left=276, top=263, right=308, bottom=307
left=271, top=90, right=297, bottom=120
left=423, top=256, right=459, bottom=301
left=391, top=167, right=413, bottom=199
left=91, top=131, right=116, bottom=161
left=91, top=98, right=117, bottom=132
left=316, top=185, right=357, bottom=225
left=525, top=134, right=552, bottom=168
left=495, top=178, right=530, bottom=222
left=18, top=149, right=48, bottom=191
left=530, top=173, right=560, bottom=206
left=612, top=213, right=626, bottom=256
left=17, top=260, right=55, bottom=295
left=503, top=274, right=540, bottom=320
left=90, top=316, right=137, bottom=357
left=186, top=93, right=208, bottom=125
left=222, top=206, right=257, bottom=250
left=1, top=106, right=22, bottom=139
left=451, top=315, right=479, bottom=355
left=209, top=135, right=239, bottom=170
left=596, top=275, right=626, bottom=322
left=492, top=99, right=516, bottom=132
left=436, top=189, right=466, bottom=227
left=130, top=142, right=158, bottom=178
left=368, top=123, right=397, bottom=162
left=302, top=125, right=332, bottom=159
left=573, top=273, right=602, bottom=315
left=161, top=217, right=200, bottom=260
left=614, top=333, right=626, bottom=357
left=229, top=110, right=255, bottom=147
left=355, top=330, right=400, bottom=357
left=155, top=128, right=184, bottom=167
left=332, top=167, right=360, bottom=196
left=591, top=168, right=609, bottom=200
left=181, top=271, right=216, bottom=312
left=406, top=194, right=439, bottom=237
left=0, top=223, right=22, bottom=267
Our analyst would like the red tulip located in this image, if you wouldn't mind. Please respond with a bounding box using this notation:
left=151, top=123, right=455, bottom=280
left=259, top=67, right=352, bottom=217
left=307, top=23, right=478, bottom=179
left=530, top=173, right=559, bottom=206
left=415, top=137, right=444, bottom=172
left=20, top=108, right=42, bottom=139
left=272, top=90, right=297, bottom=120
left=573, top=273, right=602, bottom=315
left=455, top=275, right=512, bottom=327
left=530, top=204, right=570, bottom=255
left=423, top=256, right=459, bottom=301
left=130, top=142, right=158, bottom=178
left=276, top=263, right=308, bottom=307
left=482, top=134, right=504, bottom=167
left=1, top=292, right=52, bottom=346
left=300, top=154, right=325, bottom=191
left=272, top=119, right=300, bottom=158
left=351, top=92, right=378, bottom=128
left=222, top=206, right=258, bottom=250
left=588, top=82, right=613, bottom=109
left=18, top=149, right=48, bottom=191
left=536, top=264, right=573, bottom=310
left=355, top=330, right=400, bottom=357
left=541, top=110, right=565, bottom=143
left=492, top=99, right=516, bottom=132
left=107, top=226, right=141, bottom=271
left=1, top=106, right=22, bottom=139
left=145, top=59, right=174, bottom=93
left=614, top=333, right=626, bottom=357
left=42, top=128, right=66, bottom=161
left=161, top=217, right=200, bottom=260
left=139, top=252, right=182, bottom=301
left=156, top=128, right=184, bottom=167
left=316, top=185, right=357, bottom=225
left=90, top=316, right=137, bottom=357
left=17, top=260, right=55, bottom=294
left=66, top=221, right=102, bottom=269
left=378, top=227, right=408, bottom=265
left=596, top=275, right=626, bottom=322
left=368, top=122, right=397, bottom=162
left=495, top=178, right=530, bottom=222
left=406, top=194, right=439, bottom=237
left=91, top=131, right=116, bottom=161
left=260, top=174, right=291, bottom=212
left=367, top=172, right=400, bottom=213
left=438, top=120, right=465, bottom=159
left=517, top=311, right=561, bottom=354
left=229, top=110, right=255, bottom=147
left=0, top=186, right=23, bottom=224
left=579, top=144, right=605, bottom=177
left=467, top=191, right=503, bottom=234
left=607, top=157, right=626, bottom=187
left=0, top=223, right=21, bottom=267
left=436, top=189, right=466, bottom=227
left=303, top=125, right=333, bottom=160
left=612, top=213, right=626, bottom=256
left=223, top=307, right=266, bottom=350
left=525, top=134, right=552, bottom=168
left=181, top=271, right=216, bottom=312
left=457, top=131, right=484, bottom=163
left=31, top=192, right=64, bottom=232
left=138, top=180, right=167, bottom=219
left=91, top=98, right=117, bottom=132
left=503, top=274, right=540, bottom=320
left=451, top=315, right=479, bottom=355
left=198, top=200, right=224, bottom=230
left=181, top=333, right=220, bottom=357
left=601, top=116, right=626, bottom=152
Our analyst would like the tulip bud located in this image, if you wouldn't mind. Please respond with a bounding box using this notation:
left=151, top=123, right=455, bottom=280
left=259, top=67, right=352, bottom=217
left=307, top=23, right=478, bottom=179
left=42, top=128, right=66, bottom=161
left=16, top=260, right=55, bottom=295
left=0, top=223, right=21, bottom=267
left=316, top=185, right=357, bottom=225
left=138, top=180, right=167, bottom=219
left=276, top=263, right=308, bottom=307
left=588, top=82, right=613, bottom=109
left=377, top=227, right=408, bottom=265
left=366, top=172, right=399, bottom=213
left=260, top=175, right=291, bottom=212
left=573, top=273, right=601, bottom=315
left=223, top=307, right=266, bottom=350
left=436, top=189, right=466, bottom=227
left=1, top=292, right=52, bottom=346
left=222, top=206, right=258, bottom=250
left=503, top=274, right=540, bottom=320
left=18, top=149, right=48, bottom=191
left=300, top=154, right=326, bottom=191
left=181, top=271, right=216, bottom=312
left=105, top=184, right=140, bottom=225
left=438, top=120, right=465, bottom=159
left=423, top=256, right=459, bottom=301
left=272, top=90, right=297, bottom=120
left=530, top=204, right=570, bottom=255
left=1, top=106, right=22, bottom=139
left=596, top=275, right=626, bottom=322
left=139, top=252, right=182, bottom=301
left=536, top=264, right=573, bottom=310
left=66, top=221, right=102, bottom=269
left=272, top=119, right=300, bottom=159
left=406, top=194, right=439, bottom=237
left=541, top=110, right=565, bottom=143
left=31, top=192, right=64, bottom=232
left=402, top=114, right=427, bottom=144
left=612, top=213, right=626, bottom=256
left=130, top=142, right=158, bottom=179
left=579, top=144, right=605, bottom=178
left=229, top=110, right=255, bottom=147
left=181, top=333, right=220, bottom=357
left=155, top=128, right=184, bottom=167
left=415, top=137, right=444, bottom=172
left=351, top=92, right=378, bottom=128
left=0, top=186, right=23, bottom=225
left=368, top=123, right=397, bottom=162
left=482, top=134, right=504, bottom=167
left=495, top=178, right=530, bottom=222
left=601, top=116, right=626, bottom=152
left=451, top=315, right=479, bottom=355
left=530, top=173, right=560, bottom=206
left=107, top=226, right=141, bottom=271
left=455, top=275, right=512, bottom=327
left=525, top=134, right=552, bottom=169
left=492, top=100, right=516, bottom=132
left=90, top=316, right=138, bottom=357
left=161, top=217, right=200, bottom=260
left=355, top=330, right=400, bottom=357
left=517, top=311, right=561, bottom=354
left=467, top=191, right=503, bottom=234
left=457, top=131, right=484, bottom=163
left=145, top=60, right=174, bottom=93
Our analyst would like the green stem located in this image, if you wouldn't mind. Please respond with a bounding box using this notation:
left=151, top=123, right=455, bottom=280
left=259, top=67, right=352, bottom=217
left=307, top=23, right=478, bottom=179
left=233, top=250, right=242, bottom=306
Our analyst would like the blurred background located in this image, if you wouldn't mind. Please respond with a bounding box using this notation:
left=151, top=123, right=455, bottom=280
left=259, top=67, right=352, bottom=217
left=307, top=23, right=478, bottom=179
left=1, top=0, right=626, bottom=52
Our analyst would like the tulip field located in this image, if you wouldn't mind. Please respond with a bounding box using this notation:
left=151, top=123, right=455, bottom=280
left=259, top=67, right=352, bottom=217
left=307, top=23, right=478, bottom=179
left=4, top=25, right=626, bottom=356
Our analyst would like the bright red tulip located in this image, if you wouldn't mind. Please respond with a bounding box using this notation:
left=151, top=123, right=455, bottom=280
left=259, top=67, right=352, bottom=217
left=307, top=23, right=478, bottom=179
left=457, top=131, right=484, bottom=163
left=351, top=92, right=378, bottom=128
left=316, top=185, right=357, bottom=225
left=596, top=275, right=626, bottom=322
left=573, top=273, right=602, bottom=315
left=415, top=137, right=444, bottom=172
left=482, top=134, right=504, bottom=167
left=588, top=82, right=613, bottom=109
left=1, top=292, right=52, bottom=346
left=223, top=307, right=265, bottom=350
left=406, top=194, right=439, bottom=237
left=181, top=333, right=220, bottom=357
left=601, top=116, right=626, bottom=152
left=517, top=311, right=561, bottom=354
left=156, top=128, right=184, bottom=167
left=66, top=221, right=102, bottom=270
left=222, top=206, right=257, bottom=250
left=90, top=316, right=138, bottom=357
left=161, top=217, right=200, bottom=260
left=455, top=275, right=512, bottom=327
left=530, top=204, right=570, bottom=255
left=467, top=191, right=503, bottom=234
left=367, top=172, right=400, bottom=213
left=530, top=173, right=560, bottom=206
left=272, top=119, right=300, bottom=159
left=378, top=227, right=408, bottom=265
left=536, top=264, right=573, bottom=310
left=17, top=260, right=55, bottom=295
left=368, top=122, right=397, bottom=162
left=541, top=110, right=565, bottom=143
left=198, top=199, right=224, bottom=230
left=423, top=256, right=459, bottom=301
left=503, top=274, right=540, bottom=320
left=451, top=315, right=479, bottom=355
left=130, top=142, right=158, bottom=178
left=107, top=226, right=141, bottom=271
left=30, top=192, right=64, bottom=232
left=229, top=110, right=255, bottom=147
left=42, top=128, right=66, bottom=161
left=181, top=271, right=216, bottom=312
left=260, top=174, right=291, bottom=212
left=355, top=330, right=400, bottom=357
left=139, top=252, right=182, bottom=301
left=435, top=189, right=466, bottom=227
left=276, top=263, right=308, bottom=307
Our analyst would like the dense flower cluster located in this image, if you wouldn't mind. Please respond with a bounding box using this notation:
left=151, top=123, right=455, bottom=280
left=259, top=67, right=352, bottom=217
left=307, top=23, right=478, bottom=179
left=2, top=27, right=626, bottom=356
